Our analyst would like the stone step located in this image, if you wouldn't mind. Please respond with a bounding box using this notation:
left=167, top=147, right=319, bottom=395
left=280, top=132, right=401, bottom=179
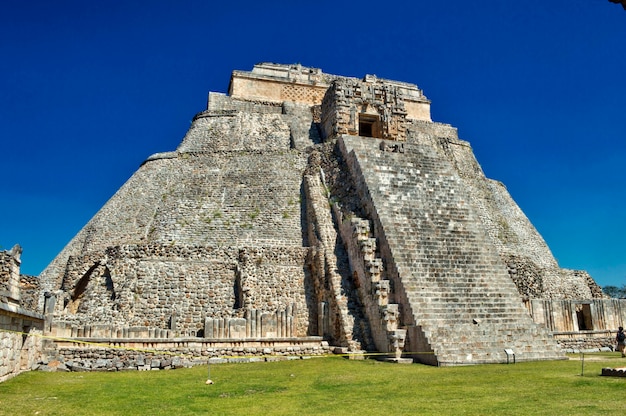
left=403, top=286, right=520, bottom=295
left=403, top=292, right=518, bottom=301
left=403, top=301, right=526, bottom=313
left=402, top=288, right=522, bottom=300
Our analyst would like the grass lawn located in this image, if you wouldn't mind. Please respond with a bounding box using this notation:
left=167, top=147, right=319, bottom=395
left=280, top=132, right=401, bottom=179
left=0, top=353, right=625, bottom=415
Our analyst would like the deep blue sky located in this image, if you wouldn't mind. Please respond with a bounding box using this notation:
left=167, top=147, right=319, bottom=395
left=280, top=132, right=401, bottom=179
left=1, top=1, right=625, bottom=287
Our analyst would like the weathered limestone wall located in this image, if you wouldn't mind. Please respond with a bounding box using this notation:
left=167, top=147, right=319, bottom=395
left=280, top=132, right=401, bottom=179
left=527, top=298, right=626, bottom=333
left=0, top=246, right=21, bottom=304
left=39, top=89, right=312, bottom=296
left=50, top=244, right=311, bottom=336
left=201, top=93, right=322, bottom=151
left=40, top=145, right=308, bottom=299
left=40, top=338, right=329, bottom=372
left=0, top=310, right=44, bottom=382
left=18, top=275, right=41, bottom=312
left=0, top=247, right=44, bottom=382
left=229, top=63, right=430, bottom=121
left=229, top=63, right=331, bottom=105
left=177, top=109, right=289, bottom=153
left=527, top=298, right=626, bottom=352
left=38, top=158, right=174, bottom=296
left=336, top=213, right=406, bottom=359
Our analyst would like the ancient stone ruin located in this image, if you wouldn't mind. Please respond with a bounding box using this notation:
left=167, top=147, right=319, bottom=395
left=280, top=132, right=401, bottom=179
left=12, top=63, right=624, bottom=371
left=0, top=245, right=44, bottom=381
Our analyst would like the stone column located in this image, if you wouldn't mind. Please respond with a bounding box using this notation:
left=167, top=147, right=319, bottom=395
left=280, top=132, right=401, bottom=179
left=5, top=245, right=22, bottom=306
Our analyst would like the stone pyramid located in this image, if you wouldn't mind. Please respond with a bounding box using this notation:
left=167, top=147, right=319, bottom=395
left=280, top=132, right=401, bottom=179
left=40, top=63, right=604, bottom=364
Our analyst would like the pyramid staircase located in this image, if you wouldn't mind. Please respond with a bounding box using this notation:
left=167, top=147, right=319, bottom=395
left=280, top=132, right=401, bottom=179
left=338, top=135, right=564, bottom=365
left=337, top=215, right=407, bottom=360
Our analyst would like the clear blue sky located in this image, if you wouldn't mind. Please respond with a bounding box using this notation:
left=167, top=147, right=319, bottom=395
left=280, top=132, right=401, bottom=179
left=1, top=1, right=625, bottom=287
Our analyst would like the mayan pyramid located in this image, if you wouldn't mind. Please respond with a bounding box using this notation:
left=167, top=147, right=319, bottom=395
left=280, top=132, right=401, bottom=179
left=40, top=63, right=604, bottom=365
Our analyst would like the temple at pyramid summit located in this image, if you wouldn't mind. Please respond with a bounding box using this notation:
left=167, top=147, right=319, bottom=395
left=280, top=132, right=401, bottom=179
left=5, top=63, right=625, bottom=375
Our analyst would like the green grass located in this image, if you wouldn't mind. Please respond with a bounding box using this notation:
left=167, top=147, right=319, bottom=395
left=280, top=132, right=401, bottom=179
left=1, top=354, right=625, bottom=415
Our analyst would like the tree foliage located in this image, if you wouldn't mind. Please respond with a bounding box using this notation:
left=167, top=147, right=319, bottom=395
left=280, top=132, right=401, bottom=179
left=603, top=285, right=626, bottom=298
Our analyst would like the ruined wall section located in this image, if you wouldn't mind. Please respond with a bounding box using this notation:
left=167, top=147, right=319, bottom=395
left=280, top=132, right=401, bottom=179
left=236, top=247, right=309, bottom=320
left=18, top=275, right=41, bottom=312
left=302, top=174, right=370, bottom=350
left=0, top=313, right=43, bottom=383
left=0, top=246, right=22, bottom=304
left=282, top=101, right=322, bottom=150
left=1, top=247, right=44, bottom=382
left=52, top=245, right=310, bottom=336
left=406, top=120, right=599, bottom=300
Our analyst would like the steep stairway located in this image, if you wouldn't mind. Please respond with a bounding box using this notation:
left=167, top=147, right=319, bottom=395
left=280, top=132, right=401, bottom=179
left=338, top=135, right=564, bottom=365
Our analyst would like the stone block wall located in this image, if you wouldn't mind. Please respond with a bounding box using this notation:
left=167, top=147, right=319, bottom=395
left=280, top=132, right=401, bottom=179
left=148, top=152, right=306, bottom=248
left=0, top=246, right=21, bottom=304
left=0, top=251, right=13, bottom=294
left=40, top=338, right=329, bottom=372
left=1, top=246, right=44, bottom=382
left=527, top=297, right=626, bottom=352
left=0, top=310, right=44, bottom=382
left=18, top=275, right=41, bottom=311
left=177, top=110, right=289, bottom=153
left=302, top=173, right=369, bottom=350
left=40, top=150, right=308, bottom=303
left=229, top=63, right=332, bottom=105
left=38, top=158, right=176, bottom=296
left=50, top=244, right=312, bottom=337
left=527, top=298, right=626, bottom=333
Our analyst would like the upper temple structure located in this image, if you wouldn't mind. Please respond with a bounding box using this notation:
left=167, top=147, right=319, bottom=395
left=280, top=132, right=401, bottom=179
left=29, top=63, right=624, bottom=369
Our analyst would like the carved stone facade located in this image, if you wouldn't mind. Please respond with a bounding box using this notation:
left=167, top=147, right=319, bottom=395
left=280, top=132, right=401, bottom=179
left=26, top=63, right=625, bottom=370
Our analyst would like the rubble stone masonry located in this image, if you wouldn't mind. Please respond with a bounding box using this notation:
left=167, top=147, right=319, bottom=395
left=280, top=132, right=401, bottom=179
left=0, top=246, right=44, bottom=382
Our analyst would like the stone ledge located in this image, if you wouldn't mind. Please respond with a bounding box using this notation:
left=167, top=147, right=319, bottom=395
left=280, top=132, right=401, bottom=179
left=0, top=301, right=44, bottom=321
left=141, top=151, right=178, bottom=165
left=52, top=336, right=325, bottom=347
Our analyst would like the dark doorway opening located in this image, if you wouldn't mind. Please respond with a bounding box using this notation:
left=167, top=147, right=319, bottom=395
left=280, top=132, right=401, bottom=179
left=576, top=303, right=593, bottom=330
left=359, top=114, right=381, bottom=138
